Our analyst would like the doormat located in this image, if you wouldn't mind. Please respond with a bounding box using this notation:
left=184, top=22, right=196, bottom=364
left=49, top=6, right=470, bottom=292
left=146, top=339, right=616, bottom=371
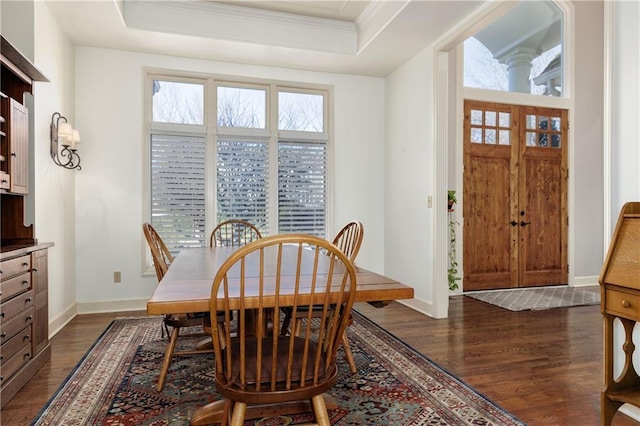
left=465, top=285, right=600, bottom=311
left=32, top=312, right=523, bottom=425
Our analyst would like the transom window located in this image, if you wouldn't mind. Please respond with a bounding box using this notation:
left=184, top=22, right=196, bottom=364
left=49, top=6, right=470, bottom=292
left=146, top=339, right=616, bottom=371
left=146, top=75, right=331, bottom=254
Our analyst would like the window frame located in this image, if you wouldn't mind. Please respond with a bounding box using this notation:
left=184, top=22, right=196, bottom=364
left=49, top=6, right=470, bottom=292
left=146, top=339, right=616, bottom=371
left=142, top=70, right=334, bottom=275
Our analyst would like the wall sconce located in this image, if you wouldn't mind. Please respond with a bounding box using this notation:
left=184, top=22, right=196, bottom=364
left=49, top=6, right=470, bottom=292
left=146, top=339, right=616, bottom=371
left=50, top=112, right=81, bottom=170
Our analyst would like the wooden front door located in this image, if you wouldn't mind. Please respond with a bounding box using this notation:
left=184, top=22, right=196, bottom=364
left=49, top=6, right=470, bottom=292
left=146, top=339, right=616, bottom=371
left=462, top=100, right=568, bottom=291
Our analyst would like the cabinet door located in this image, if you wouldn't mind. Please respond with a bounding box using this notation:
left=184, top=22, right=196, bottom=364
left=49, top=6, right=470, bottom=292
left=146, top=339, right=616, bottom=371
left=8, top=98, right=28, bottom=195
left=31, top=249, right=48, bottom=355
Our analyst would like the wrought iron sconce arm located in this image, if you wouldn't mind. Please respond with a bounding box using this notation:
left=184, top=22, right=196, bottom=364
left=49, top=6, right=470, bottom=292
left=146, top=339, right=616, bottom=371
left=50, top=112, right=81, bottom=170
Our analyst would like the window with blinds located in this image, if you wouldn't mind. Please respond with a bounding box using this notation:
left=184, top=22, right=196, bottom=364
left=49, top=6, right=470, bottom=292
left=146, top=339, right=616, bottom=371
left=146, top=75, right=330, bottom=258
left=150, top=134, right=206, bottom=252
left=216, top=139, right=269, bottom=231
left=278, top=139, right=326, bottom=236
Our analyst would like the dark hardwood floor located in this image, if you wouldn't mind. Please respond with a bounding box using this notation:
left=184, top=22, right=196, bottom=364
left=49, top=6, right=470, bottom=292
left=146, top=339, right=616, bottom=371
left=1, top=295, right=637, bottom=425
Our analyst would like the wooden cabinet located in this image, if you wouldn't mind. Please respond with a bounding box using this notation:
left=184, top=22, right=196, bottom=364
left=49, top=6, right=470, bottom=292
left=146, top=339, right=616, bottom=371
left=0, top=91, right=9, bottom=190
left=0, top=35, right=52, bottom=408
left=0, top=245, right=52, bottom=409
left=0, top=35, right=47, bottom=247
left=600, top=201, right=640, bottom=425
left=7, top=97, right=28, bottom=194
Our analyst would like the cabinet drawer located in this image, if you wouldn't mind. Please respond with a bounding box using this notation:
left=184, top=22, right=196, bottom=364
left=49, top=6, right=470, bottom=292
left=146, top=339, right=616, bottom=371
left=0, top=307, right=33, bottom=344
left=1, top=290, right=33, bottom=321
left=0, top=171, right=9, bottom=190
left=0, top=255, right=30, bottom=280
left=0, top=326, right=31, bottom=364
left=0, top=272, right=31, bottom=302
left=0, top=341, right=31, bottom=387
left=605, top=288, right=640, bottom=319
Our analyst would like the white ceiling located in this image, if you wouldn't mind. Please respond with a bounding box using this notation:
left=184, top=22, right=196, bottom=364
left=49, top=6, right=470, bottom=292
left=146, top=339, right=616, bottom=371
left=45, top=0, right=484, bottom=77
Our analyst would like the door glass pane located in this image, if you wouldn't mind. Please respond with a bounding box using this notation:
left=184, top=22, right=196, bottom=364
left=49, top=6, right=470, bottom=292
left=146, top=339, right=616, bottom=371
left=485, top=111, right=496, bottom=126
left=471, top=128, right=483, bottom=143
left=499, top=112, right=510, bottom=127
left=471, top=110, right=483, bottom=125
left=499, top=130, right=510, bottom=145
left=539, top=116, right=549, bottom=131
left=551, top=134, right=561, bottom=148
left=526, top=115, right=536, bottom=130
left=217, top=86, right=266, bottom=129
left=485, top=129, right=496, bottom=144
left=551, top=117, right=561, bottom=131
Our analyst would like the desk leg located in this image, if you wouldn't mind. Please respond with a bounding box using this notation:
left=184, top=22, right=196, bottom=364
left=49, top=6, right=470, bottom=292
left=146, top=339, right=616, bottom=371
left=190, top=394, right=338, bottom=425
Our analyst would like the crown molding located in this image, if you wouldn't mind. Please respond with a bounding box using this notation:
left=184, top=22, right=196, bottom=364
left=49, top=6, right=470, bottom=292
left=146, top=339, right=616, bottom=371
left=123, top=0, right=357, bottom=54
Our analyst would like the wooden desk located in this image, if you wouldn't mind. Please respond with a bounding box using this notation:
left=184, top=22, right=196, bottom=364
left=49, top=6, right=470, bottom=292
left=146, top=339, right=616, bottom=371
left=600, top=202, right=640, bottom=426
left=147, top=246, right=414, bottom=315
left=146, top=245, right=414, bottom=424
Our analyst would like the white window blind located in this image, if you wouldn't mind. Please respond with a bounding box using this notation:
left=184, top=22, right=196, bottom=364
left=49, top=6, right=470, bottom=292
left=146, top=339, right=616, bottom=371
left=150, top=133, right=206, bottom=252
left=278, top=139, right=327, bottom=236
left=216, top=138, right=269, bottom=231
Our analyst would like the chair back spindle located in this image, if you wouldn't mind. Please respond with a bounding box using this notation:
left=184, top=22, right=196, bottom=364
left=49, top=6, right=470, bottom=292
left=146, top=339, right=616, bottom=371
left=209, top=233, right=356, bottom=416
left=143, top=222, right=174, bottom=281
left=210, top=219, right=262, bottom=247
left=332, top=221, right=364, bottom=264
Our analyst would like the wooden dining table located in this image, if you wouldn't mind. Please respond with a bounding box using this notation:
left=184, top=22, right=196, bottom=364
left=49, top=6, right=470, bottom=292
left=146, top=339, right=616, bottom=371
left=147, top=245, right=414, bottom=315
left=146, top=245, right=414, bottom=424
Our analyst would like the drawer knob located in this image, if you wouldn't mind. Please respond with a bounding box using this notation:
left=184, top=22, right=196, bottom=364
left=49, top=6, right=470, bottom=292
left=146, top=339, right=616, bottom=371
left=21, top=262, right=28, bottom=267
left=22, top=280, right=29, bottom=285
left=25, top=297, right=32, bottom=303
left=622, top=300, right=631, bottom=308
left=25, top=315, right=32, bottom=322
left=32, top=268, right=38, bottom=272
left=1, top=332, right=5, bottom=338
left=23, top=334, right=30, bottom=341
left=0, top=312, right=4, bottom=318
left=23, top=352, right=30, bottom=360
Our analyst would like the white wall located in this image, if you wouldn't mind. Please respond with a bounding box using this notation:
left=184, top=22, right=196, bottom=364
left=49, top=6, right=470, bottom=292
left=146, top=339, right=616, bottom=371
left=73, top=47, right=385, bottom=311
left=34, top=2, right=78, bottom=334
left=572, top=0, right=606, bottom=279
left=2, top=2, right=78, bottom=334
left=384, top=48, right=435, bottom=314
left=611, top=0, right=640, bottom=215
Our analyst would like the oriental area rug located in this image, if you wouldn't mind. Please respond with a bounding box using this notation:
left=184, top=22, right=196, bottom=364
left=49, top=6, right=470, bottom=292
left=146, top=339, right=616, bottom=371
left=465, top=285, right=600, bottom=312
left=32, top=312, right=523, bottom=425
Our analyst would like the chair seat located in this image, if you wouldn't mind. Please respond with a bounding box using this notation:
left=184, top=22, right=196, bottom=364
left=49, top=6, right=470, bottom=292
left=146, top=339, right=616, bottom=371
left=227, top=336, right=326, bottom=387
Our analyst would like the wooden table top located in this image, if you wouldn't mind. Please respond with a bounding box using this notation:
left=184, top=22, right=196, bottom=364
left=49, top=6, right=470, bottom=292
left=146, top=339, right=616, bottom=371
left=147, top=246, right=414, bottom=315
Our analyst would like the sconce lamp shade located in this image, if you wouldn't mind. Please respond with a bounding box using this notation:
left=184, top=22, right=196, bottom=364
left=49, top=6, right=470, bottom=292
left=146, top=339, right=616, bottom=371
left=58, top=122, right=73, bottom=142
left=71, top=129, right=81, bottom=148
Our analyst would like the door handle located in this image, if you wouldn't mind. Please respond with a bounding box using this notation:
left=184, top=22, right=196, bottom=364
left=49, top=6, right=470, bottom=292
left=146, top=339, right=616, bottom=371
left=520, top=221, right=531, bottom=226
left=510, top=221, right=518, bottom=226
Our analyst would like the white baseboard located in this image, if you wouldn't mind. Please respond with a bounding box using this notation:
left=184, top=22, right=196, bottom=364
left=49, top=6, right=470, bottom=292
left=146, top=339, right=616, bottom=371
left=76, top=298, right=149, bottom=315
left=397, top=297, right=436, bottom=318
left=49, top=303, right=78, bottom=339
left=571, top=275, right=599, bottom=287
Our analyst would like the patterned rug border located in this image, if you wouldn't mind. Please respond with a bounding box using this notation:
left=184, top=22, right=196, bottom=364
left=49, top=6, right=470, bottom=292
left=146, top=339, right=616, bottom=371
left=31, top=311, right=525, bottom=425
left=350, top=309, right=524, bottom=424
